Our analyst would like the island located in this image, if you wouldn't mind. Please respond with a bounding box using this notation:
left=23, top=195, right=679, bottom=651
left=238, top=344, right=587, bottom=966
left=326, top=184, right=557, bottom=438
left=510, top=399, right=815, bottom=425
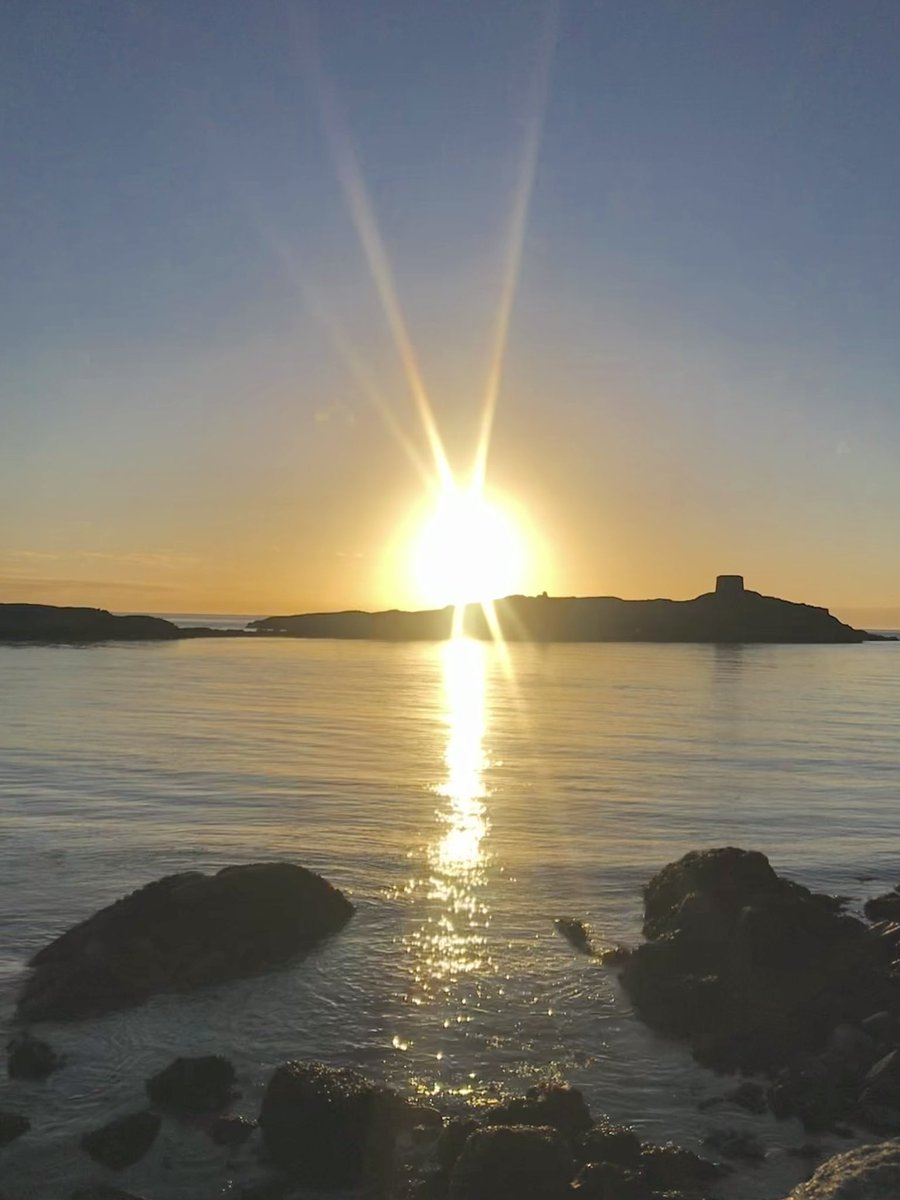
left=1, top=578, right=894, bottom=645
left=253, top=576, right=892, bottom=643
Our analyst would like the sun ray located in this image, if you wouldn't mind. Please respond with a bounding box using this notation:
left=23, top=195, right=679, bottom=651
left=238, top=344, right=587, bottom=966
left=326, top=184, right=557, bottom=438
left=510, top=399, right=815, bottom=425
left=296, top=13, right=452, bottom=488
left=472, top=2, right=559, bottom=493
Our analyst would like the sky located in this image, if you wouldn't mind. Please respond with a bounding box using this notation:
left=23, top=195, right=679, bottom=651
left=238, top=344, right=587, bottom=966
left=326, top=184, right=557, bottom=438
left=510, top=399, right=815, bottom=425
left=3, top=0, right=900, bottom=621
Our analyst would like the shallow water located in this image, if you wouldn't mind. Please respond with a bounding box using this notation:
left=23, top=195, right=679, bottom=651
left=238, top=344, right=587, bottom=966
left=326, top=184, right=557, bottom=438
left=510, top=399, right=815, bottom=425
left=2, top=635, right=900, bottom=1197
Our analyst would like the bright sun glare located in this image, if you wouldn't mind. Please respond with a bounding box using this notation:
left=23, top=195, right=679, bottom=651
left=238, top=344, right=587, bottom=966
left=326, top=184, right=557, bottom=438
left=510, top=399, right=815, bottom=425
left=410, top=484, right=527, bottom=608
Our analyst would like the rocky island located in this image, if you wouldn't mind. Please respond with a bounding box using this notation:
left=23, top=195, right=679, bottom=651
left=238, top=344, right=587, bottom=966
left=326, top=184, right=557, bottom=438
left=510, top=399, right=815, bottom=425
left=253, top=576, right=891, bottom=644
left=2, top=577, right=893, bottom=644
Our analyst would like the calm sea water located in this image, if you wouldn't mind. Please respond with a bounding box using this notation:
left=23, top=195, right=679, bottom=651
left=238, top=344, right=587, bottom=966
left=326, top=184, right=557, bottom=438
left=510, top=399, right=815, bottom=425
left=2, top=635, right=900, bottom=1198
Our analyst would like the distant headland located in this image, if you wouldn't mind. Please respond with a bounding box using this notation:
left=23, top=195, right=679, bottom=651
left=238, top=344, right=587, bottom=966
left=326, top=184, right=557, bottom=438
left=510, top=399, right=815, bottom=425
left=4, top=575, right=890, bottom=645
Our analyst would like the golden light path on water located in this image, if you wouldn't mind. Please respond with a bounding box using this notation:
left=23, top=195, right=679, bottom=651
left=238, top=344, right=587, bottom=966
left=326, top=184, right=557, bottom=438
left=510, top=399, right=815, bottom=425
left=397, top=635, right=495, bottom=1097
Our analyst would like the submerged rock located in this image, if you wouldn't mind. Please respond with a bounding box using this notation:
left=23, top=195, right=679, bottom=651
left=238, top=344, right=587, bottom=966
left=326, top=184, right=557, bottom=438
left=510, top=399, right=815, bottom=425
left=146, top=1055, right=236, bottom=1111
left=0, top=1110, right=30, bottom=1146
left=784, top=1137, right=900, bottom=1198
left=18, top=862, right=354, bottom=1021
left=7, top=1030, right=64, bottom=1079
left=81, top=1110, right=161, bottom=1170
left=258, top=1061, right=400, bottom=1190
left=448, top=1124, right=573, bottom=1200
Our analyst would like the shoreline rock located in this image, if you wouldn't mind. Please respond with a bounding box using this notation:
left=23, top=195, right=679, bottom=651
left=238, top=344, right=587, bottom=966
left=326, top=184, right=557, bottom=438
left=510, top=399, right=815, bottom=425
left=620, top=847, right=900, bottom=1131
left=17, top=862, right=354, bottom=1022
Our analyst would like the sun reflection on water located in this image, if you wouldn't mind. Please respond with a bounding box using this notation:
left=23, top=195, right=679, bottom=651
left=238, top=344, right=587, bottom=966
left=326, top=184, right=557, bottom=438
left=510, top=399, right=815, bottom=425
left=397, top=635, right=496, bottom=1096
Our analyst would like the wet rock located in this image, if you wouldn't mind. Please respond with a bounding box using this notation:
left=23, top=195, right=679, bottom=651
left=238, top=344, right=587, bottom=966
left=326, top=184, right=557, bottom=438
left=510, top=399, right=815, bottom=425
left=146, top=1055, right=236, bottom=1110
left=703, top=1127, right=765, bottom=1162
left=783, top=1137, right=900, bottom=1198
left=727, top=1081, right=768, bottom=1114
left=211, top=1114, right=256, bottom=1146
left=865, top=893, right=900, bottom=923
left=768, top=1056, right=856, bottom=1132
left=596, top=944, right=631, bottom=965
left=621, top=848, right=882, bottom=1077
left=81, top=1110, right=161, bottom=1170
left=258, top=1061, right=399, bottom=1190
left=861, top=1048, right=900, bottom=1107
left=571, top=1160, right=651, bottom=1198
left=857, top=1103, right=900, bottom=1135
left=0, top=1110, right=30, bottom=1146
left=436, top=1117, right=479, bottom=1173
left=862, top=1011, right=896, bottom=1040
left=554, top=918, right=594, bottom=955
left=576, top=1121, right=642, bottom=1168
left=7, top=1030, right=64, bottom=1079
left=638, top=1143, right=723, bottom=1190
left=18, top=862, right=354, bottom=1021
left=448, top=1124, right=573, bottom=1200
left=484, top=1083, right=593, bottom=1142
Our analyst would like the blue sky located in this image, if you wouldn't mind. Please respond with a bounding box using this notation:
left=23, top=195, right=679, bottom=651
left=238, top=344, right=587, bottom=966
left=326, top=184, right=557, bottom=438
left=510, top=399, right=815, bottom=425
left=2, top=1, right=899, bottom=615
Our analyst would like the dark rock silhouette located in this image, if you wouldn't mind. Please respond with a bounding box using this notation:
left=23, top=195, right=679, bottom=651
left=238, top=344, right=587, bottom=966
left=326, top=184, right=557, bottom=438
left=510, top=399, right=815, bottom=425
left=146, top=1055, right=236, bottom=1111
left=865, top=892, right=900, bottom=922
left=17, top=863, right=354, bottom=1022
left=0, top=1110, right=29, bottom=1147
left=0, top=604, right=180, bottom=643
left=6, top=1031, right=63, bottom=1079
left=554, top=918, right=595, bottom=956
left=448, top=1125, right=574, bottom=1200
left=252, top=580, right=891, bottom=644
left=258, top=1061, right=401, bottom=1190
left=621, top=847, right=900, bottom=1131
left=210, top=1114, right=256, bottom=1147
left=70, top=1188, right=146, bottom=1200
left=80, top=1110, right=160, bottom=1170
left=484, top=1083, right=593, bottom=1143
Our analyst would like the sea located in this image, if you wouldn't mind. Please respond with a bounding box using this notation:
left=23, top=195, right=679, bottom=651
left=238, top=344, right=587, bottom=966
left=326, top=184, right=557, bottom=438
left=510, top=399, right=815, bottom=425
left=2, top=625, right=900, bottom=1198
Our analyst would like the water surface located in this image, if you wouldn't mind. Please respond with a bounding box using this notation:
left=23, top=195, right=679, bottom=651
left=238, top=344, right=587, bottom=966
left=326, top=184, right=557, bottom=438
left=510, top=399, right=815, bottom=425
left=2, top=636, right=899, bottom=1197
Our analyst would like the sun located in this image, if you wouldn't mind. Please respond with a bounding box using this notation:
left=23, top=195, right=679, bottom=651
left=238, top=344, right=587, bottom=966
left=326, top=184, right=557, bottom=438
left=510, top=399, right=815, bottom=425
left=409, top=483, right=528, bottom=608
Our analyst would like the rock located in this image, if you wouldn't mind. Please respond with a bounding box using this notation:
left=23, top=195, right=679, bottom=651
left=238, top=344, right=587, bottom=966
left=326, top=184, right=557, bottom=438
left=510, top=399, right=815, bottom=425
left=258, top=1061, right=399, bottom=1190
left=727, top=1081, right=768, bottom=1114
left=862, top=1049, right=900, bottom=1107
left=18, top=862, right=354, bottom=1021
left=554, top=918, right=594, bottom=955
left=827, top=1023, right=878, bottom=1069
left=81, top=1110, right=161, bottom=1170
left=448, top=1124, right=574, bottom=1200
left=596, top=944, right=631, bottom=965
left=484, top=1083, right=593, bottom=1142
left=436, top=1117, right=479, bottom=1173
left=146, top=1055, right=236, bottom=1110
left=0, top=1110, right=30, bottom=1146
left=7, top=1031, right=64, bottom=1079
left=865, top=894, right=900, bottom=923
left=704, top=1127, right=765, bottom=1161
left=768, top=1056, right=856, bottom=1132
left=576, top=1121, right=642, bottom=1168
left=784, top=1137, right=900, bottom=1198
left=621, top=848, right=883, bottom=1077
left=862, top=1011, right=896, bottom=1040
left=211, top=1114, right=256, bottom=1146
left=638, top=1143, right=723, bottom=1190
left=858, top=1103, right=900, bottom=1135
left=571, top=1161, right=651, bottom=1198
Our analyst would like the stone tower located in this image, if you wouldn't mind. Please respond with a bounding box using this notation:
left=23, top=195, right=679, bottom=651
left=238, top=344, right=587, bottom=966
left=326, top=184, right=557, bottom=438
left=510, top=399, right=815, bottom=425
left=715, top=574, right=745, bottom=597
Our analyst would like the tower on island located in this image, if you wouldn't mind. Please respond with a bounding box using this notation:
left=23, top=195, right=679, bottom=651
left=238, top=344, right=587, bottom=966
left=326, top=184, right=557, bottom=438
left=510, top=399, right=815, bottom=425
left=715, top=574, right=745, bottom=598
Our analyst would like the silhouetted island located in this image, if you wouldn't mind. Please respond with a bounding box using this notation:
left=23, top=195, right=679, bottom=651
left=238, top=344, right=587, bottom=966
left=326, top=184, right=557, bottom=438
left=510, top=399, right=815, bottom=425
left=251, top=576, right=893, bottom=644
left=2, top=578, right=894, bottom=644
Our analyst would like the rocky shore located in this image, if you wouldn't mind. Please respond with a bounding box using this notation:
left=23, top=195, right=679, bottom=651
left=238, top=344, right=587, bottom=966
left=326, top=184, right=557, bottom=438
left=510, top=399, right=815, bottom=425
left=6, top=850, right=900, bottom=1199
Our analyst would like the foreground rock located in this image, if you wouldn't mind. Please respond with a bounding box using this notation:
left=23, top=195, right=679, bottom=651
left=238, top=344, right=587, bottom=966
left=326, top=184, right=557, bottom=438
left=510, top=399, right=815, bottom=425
left=259, top=1061, right=400, bottom=1191
left=449, top=1124, right=573, bottom=1200
left=620, top=847, right=900, bottom=1130
left=0, top=1110, right=30, bottom=1146
left=81, top=1110, right=161, bottom=1169
left=7, top=1031, right=64, bottom=1078
left=255, top=1066, right=722, bottom=1199
left=146, top=1055, right=236, bottom=1111
left=785, top=1138, right=900, bottom=1198
left=17, top=862, right=354, bottom=1021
